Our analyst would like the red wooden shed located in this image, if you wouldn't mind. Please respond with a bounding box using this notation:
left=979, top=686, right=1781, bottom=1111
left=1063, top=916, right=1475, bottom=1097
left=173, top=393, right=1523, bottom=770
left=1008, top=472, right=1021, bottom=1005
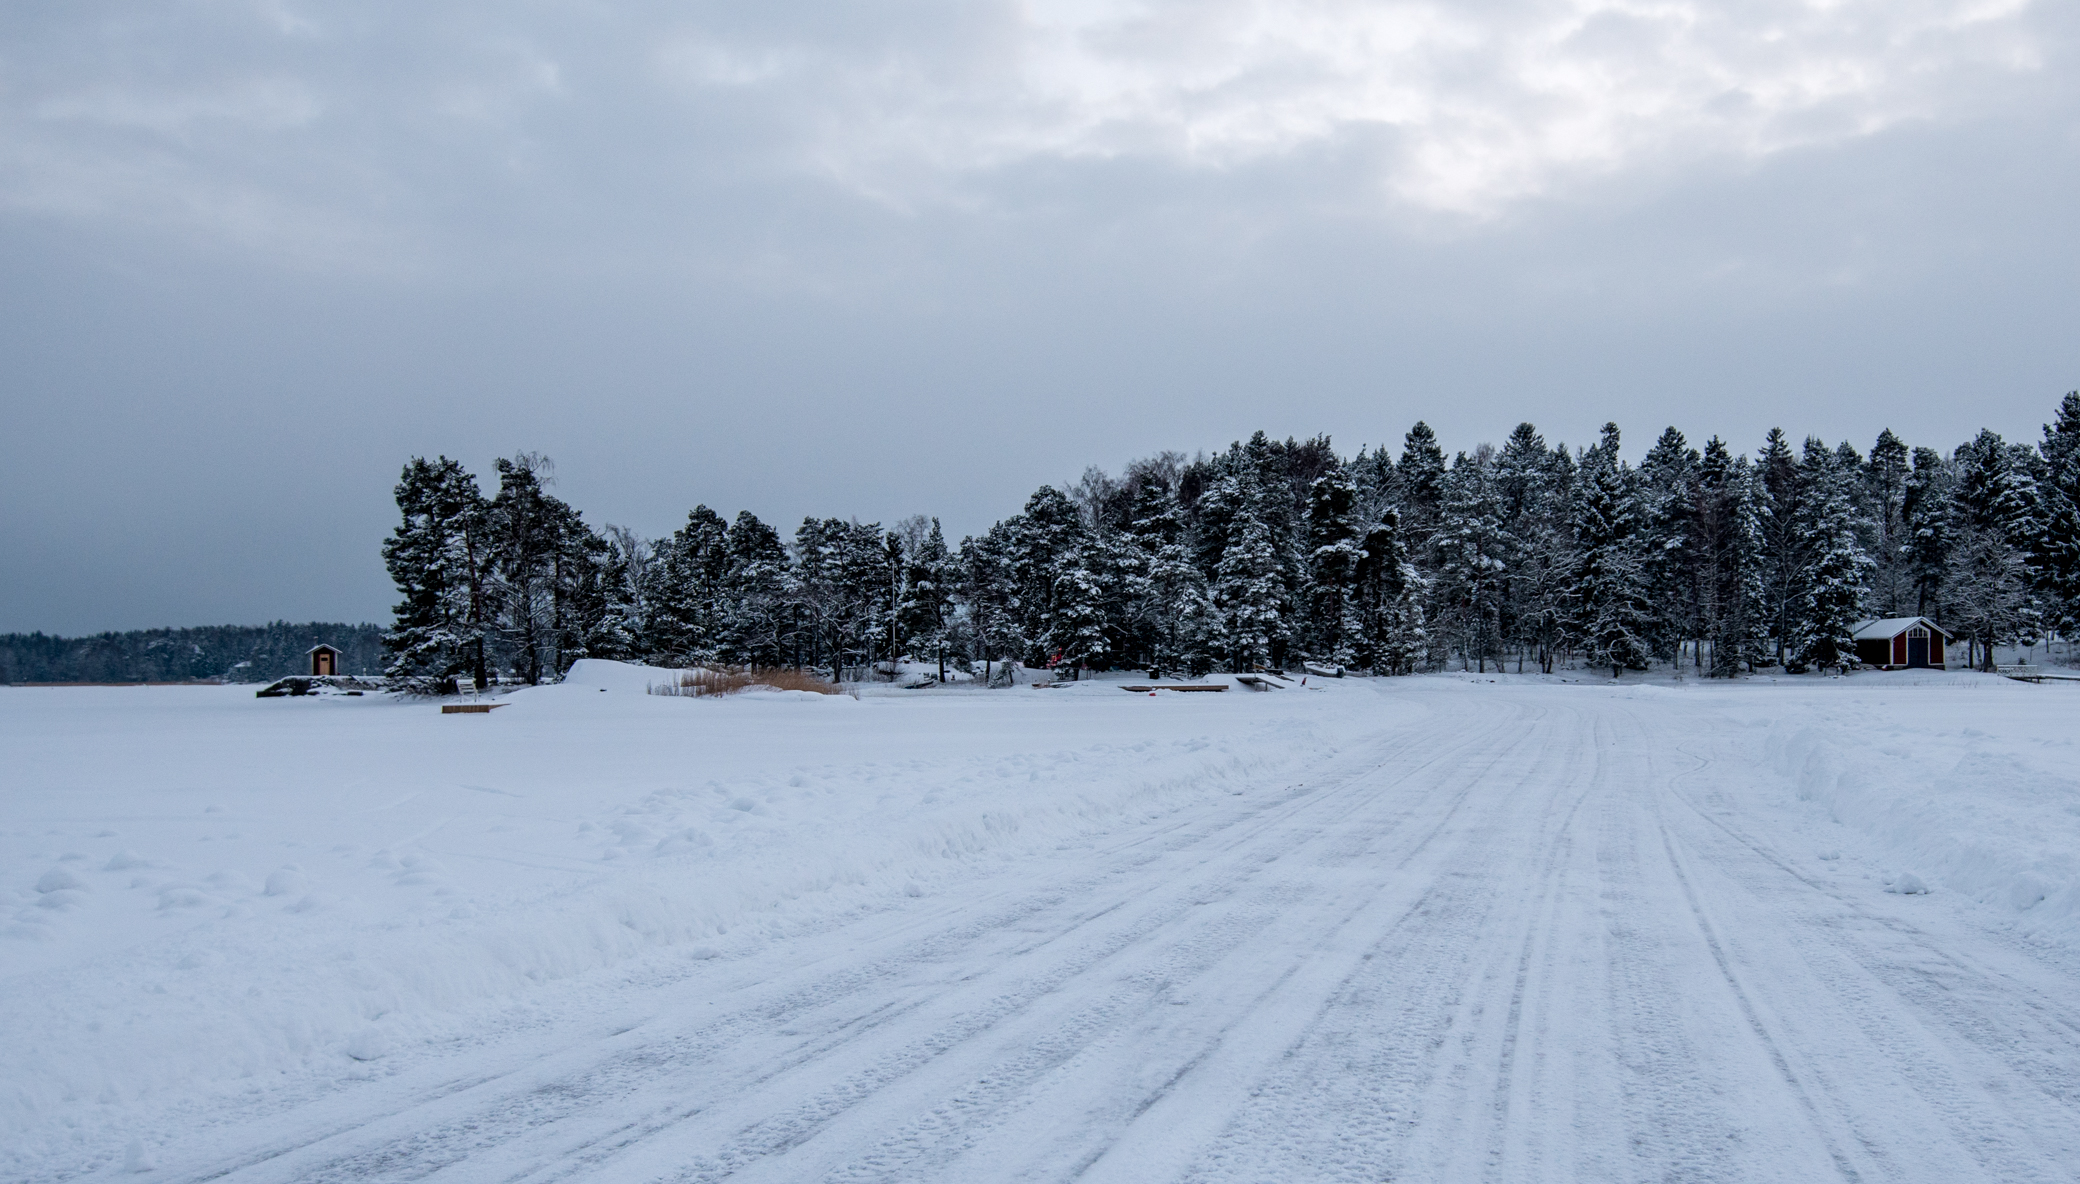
left=1850, top=617, right=1951, bottom=670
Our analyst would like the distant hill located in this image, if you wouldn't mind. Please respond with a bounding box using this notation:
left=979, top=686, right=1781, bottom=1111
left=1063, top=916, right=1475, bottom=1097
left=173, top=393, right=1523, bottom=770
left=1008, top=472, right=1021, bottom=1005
left=0, top=622, right=387, bottom=684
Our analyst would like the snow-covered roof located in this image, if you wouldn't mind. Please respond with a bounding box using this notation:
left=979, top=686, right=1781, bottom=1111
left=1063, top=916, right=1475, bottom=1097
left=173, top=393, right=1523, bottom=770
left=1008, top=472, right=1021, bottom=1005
left=306, top=643, right=341, bottom=654
left=1850, top=616, right=1952, bottom=641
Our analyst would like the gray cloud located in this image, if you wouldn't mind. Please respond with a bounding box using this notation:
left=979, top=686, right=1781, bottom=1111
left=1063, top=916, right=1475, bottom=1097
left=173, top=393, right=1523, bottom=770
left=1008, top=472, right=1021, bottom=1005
left=2, top=0, right=2076, bottom=633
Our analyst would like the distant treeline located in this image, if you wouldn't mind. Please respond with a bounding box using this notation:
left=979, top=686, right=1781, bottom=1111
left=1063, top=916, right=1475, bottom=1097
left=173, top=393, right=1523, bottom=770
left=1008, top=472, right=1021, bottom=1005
left=0, top=622, right=385, bottom=684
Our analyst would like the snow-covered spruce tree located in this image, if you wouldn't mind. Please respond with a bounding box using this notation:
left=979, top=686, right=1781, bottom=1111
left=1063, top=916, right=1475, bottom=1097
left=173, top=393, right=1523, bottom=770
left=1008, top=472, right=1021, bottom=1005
left=786, top=517, right=881, bottom=679
left=1493, top=426, right=1574, bottom=673
left=543, top=501, right=615, bottom=674
left=1239, top=431, right=1310, bottom=668
left=1755, top=427, right=1807, bottom=668
left=1349, top=508, right=1426, bottom=674
left=1493, top=424, right=1547, bottom=672
left=1048, top=548, right=1112, bottom=676
left=786, top=517, right=836, bottom=675
left=1125, top=476, right=1217, bottom=675
left=1637, top=428, right=1702, bottom=667
left=1433, top=447, right=1510, bottom=671
left=1010, top=485, right=1109, bottom=674
left=1304, top=464, right=1363, bottom=665
left=897, top=516, right=955, bottom=680
left=1212, top=464, right=1288, bottom=673
left=1692, top=439, right=1765, bottom=676
left=647, top=506, right=730, bottom=665
left=1789, top=439, right=1875, bottom=672
left=1863, top=429, right=1915, bottom=616
left=1396, top=421, right=1448, bottom=549
left=588, top=524, right=651, bottom=661
left=1347, top=444, right=1397, bottom=527
left=1944, top=430, right=2039, bottom=669
left=956, top=520, right=1025, bottom=684
left=2033, top=392, right=2080, bottom=635
left=719, top=511, right=789, bottom=666
left=1904, top=446, right=1953, bottom=619
left=838, top=521, right=892, bottom=676
left=382, top=456, right=493, bottom=693
left=1569, top=424, right=1651, bottom=678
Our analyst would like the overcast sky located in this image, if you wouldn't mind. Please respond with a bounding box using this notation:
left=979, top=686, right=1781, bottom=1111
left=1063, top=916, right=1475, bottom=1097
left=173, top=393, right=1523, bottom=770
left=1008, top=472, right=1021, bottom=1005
left=3, top=0, right=2077, bottom=634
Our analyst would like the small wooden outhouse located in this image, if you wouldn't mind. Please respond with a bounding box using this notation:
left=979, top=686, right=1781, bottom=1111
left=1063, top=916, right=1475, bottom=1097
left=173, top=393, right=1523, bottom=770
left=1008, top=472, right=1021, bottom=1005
left=1850, top=617, right=1951, bottom=670
left=308, top=644, right=342, bottom=676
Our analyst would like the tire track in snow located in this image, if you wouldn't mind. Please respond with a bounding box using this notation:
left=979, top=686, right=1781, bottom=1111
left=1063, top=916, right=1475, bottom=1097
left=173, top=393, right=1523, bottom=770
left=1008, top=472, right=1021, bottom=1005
left=626, top=704, right=1549, bottom=1184
left=1155, top=695, right=1599, bottom=1184
left=1648, top=716, right=2080, bottom=1182
left=1653, top=804, right=1870, bottom=1183
left=1475, top=707, right=1603, bottom=1183
left=158, top=699, right=1532, bottom=1184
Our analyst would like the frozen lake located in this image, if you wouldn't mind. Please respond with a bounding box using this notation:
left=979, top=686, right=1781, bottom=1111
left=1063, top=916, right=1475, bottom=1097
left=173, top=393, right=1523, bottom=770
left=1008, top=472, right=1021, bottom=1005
left=5, top=667, right=2079, bottom=1181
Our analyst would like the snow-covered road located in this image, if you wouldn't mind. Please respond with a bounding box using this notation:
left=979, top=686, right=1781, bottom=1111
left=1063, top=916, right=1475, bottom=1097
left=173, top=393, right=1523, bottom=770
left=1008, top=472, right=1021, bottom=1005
left=55, top=682, right=2075, bottom=1184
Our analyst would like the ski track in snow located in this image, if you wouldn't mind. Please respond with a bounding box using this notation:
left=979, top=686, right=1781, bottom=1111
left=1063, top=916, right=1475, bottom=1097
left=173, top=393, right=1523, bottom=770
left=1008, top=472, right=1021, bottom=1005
left=9, top=678, right=2080, bottom=1183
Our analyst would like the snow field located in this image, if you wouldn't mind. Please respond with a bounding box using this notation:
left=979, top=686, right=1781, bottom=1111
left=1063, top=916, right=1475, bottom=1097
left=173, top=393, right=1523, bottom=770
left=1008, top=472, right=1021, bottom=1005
left=0, top=665, right=1396, bottom=1172
left=5, top=665, right=2080, bottom=1180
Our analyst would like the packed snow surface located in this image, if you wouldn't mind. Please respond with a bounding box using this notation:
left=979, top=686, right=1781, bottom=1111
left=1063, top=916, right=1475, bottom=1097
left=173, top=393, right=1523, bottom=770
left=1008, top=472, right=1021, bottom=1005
left=4, top=664, right=2079, bottom=1181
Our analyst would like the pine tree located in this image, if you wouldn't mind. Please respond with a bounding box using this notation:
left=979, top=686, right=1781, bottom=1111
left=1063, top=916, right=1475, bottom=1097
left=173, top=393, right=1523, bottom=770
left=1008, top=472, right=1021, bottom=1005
left=1569, top=424, right=1650, bottom=678
left=486, top=453, right=579, bottom=685
left=381, top=456, right=492, bottom=693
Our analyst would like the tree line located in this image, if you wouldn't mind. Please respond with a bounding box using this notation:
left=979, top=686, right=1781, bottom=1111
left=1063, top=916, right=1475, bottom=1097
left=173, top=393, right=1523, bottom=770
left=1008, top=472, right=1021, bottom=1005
left=0, top=622, right=385, bottom=684
left=381, top=394, right=2080, bottom=691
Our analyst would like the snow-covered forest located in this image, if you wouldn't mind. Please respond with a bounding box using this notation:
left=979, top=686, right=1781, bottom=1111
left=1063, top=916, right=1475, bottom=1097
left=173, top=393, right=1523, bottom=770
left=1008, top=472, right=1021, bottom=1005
left=383, top=394, right=2080, bottom=691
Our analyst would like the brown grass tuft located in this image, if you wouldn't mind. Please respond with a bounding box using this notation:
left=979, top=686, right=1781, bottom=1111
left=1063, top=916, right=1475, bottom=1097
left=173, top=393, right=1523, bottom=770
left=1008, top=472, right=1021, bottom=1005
left=650, top=666, right=843, bottom=697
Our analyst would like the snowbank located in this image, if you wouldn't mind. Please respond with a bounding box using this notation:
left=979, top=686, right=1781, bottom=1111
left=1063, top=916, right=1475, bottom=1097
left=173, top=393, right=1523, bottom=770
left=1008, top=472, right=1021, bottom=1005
left=557, top=656, right=677, bottom=693
left=1761, top=683, right=2080, bottom=944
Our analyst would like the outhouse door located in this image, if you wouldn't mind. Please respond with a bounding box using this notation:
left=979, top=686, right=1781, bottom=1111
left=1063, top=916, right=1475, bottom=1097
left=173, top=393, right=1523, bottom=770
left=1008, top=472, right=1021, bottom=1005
left=313, top=650, right=335, bottom=676
left=1906, top=626, right=1929, bottom=668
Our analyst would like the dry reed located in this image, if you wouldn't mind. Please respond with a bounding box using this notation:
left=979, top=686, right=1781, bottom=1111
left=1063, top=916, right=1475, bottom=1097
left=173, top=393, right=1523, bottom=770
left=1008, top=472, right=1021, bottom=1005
left=649, top=666, right=843, bottom=697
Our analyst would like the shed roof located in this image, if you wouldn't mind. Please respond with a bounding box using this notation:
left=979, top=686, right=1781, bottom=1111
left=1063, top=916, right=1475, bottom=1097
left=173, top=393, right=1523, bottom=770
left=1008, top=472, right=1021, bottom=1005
left=1849, top=616, right=1953, bottom=641
left=306, top=643, right=342, bottom=654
